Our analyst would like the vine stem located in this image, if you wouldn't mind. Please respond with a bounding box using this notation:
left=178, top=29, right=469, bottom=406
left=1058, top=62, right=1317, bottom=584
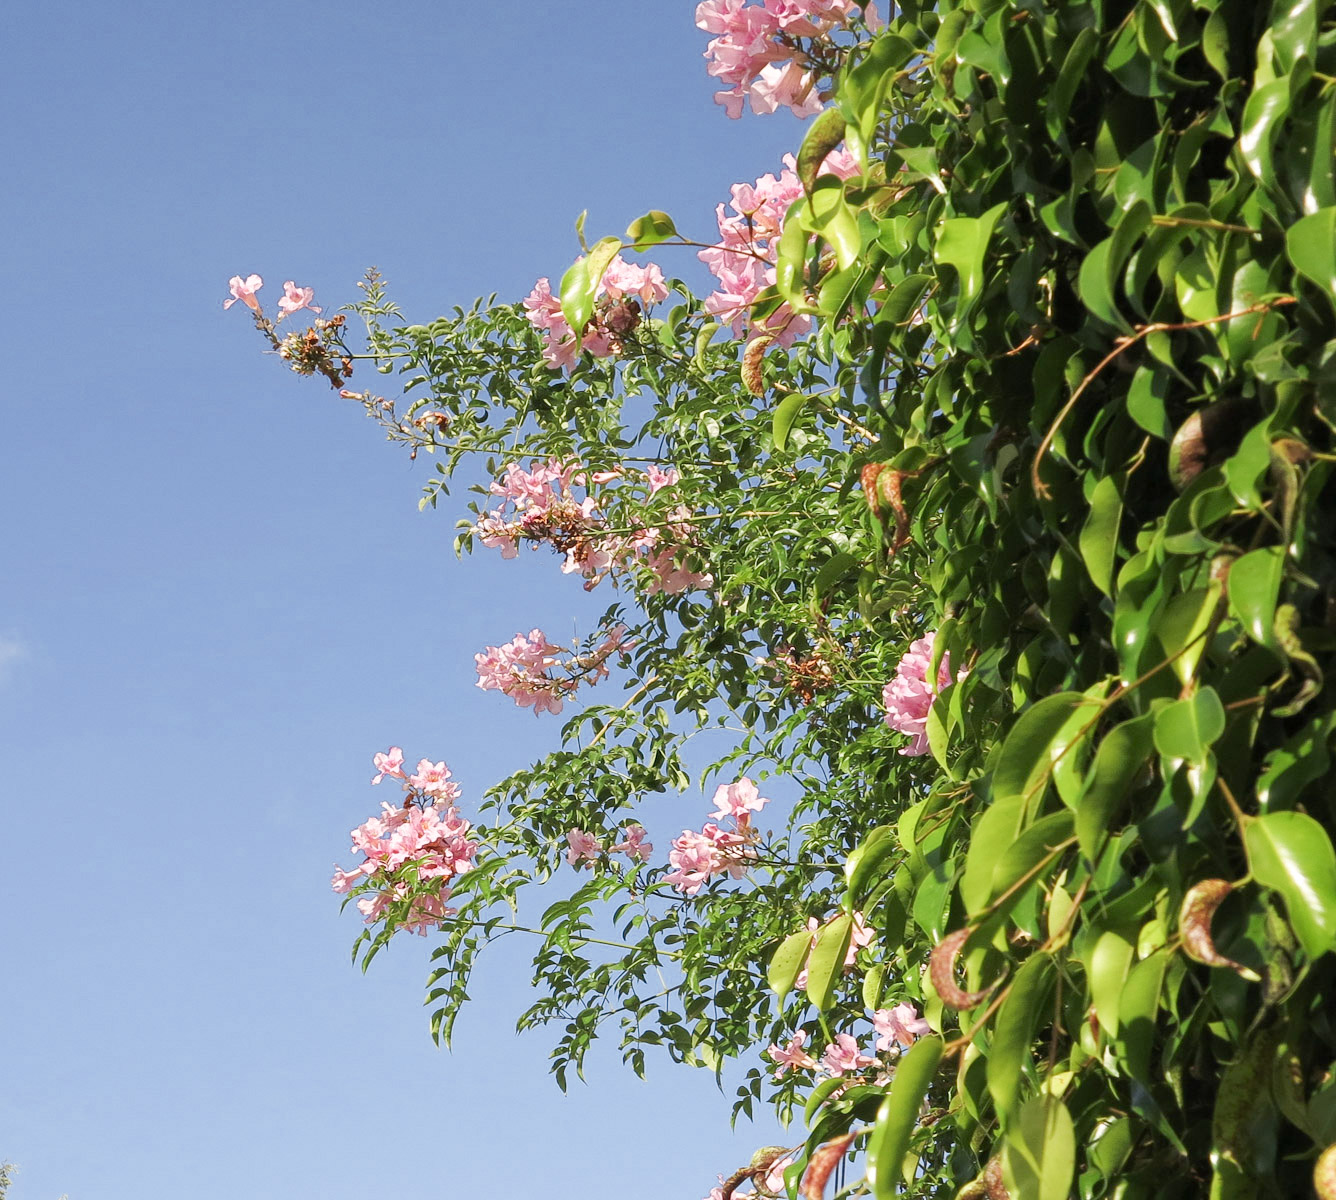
left=454, top=917, right=678, bottom=958
left=586, top=673, right=661, bottom=750
left=1030, top=297, right=1297, bottom=500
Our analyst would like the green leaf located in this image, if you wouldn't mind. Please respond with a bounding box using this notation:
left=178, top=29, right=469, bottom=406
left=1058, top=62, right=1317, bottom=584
left=1223, top=423, right=1274, bottom=509
left=1149, top=585, right=1222, bottom=686
left=772, top=392, right=810, bottom=452
left=624, top=210, right=678, bottom=250
left=844, top=825, right=897, bottom=909
left=1126, top=365, right=1173, bottom=439
left=774, top=201, right=811, bottom=308
left=1114, top=948, right=1169, bottom=1080
left=1047, top=28, right=1099, bottom=141
left=805, top=177, right=862, bottom=270
left=866, top=1035, right=944, bottom=1200
left=840, top=32, right=916, bottom=143
left=1153, top=687, right=1226, bottom=764
left=1286, top=207, right=1336, bottom=312
left=933, top=202, right=1007, bottom=322
left=1077, top=202, right=1150, bottom=332
left=1079, top=473, right=1124, bottom=596
left=813, top=551, right=862, bottom=597
left=1201, top=8, right=1230, bottom=79
left=1077, top=714, right=1156, bottom=859
left=1002, top=1095, right=1077, bottom=1200
left=559, top=236, right=622, bottom=334
left=1245, top=812, right=1336, bottom=958
left=797, top=107, right=849, bottom=194
left=1088, top=928, right=1136, bottom=1039
left=961, top=794, right=1025, bottom=914
left=1226, top=546, right=1285, bottom=647
left=1257, top=713, right=1335, bottom=810
left=805, top=913, right=853, bottom=1011
left=1239, top=76, right=1292, bottom=183
left=992, top=692, right=1100, bottom=812
left=768, top=928, right=815, bottom=1001
left=987, top=811, right=1074, bottom=909
left=987, top=953, right=1055, bottom=1126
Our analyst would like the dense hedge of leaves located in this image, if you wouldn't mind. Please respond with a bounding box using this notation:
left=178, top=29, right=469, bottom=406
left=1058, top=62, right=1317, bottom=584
left=256, top=2, right=1336, bottom=1196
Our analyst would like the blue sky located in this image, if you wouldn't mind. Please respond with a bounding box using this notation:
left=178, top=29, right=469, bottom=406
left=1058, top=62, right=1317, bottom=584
left=1, top=5, right=821, bottom=1198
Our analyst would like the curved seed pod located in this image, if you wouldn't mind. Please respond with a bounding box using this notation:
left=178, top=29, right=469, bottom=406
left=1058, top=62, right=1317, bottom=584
left=802, top=1133, right=855, bottom=1200
left=742, top=335, right=774, bottom=396
left=930, top=928, right=1000, bottom=1009
left=720, top=1165, right=753, bottom=1200
left=955, top=1177, right=989, bottom=1199
left=1315, top=1142, right=1336, bottom=1200
left=1168, top=399, right=1248, bottom=491
left=983, top=1156, right=1011, bottom=1199
left=1179, top=880, right=1261, bottom=981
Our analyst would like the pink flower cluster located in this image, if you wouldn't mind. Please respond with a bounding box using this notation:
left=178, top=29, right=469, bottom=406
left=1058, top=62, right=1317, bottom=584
left=882, top=632, right=961, bottom=756
left=523, top=254, right=668, bottom=371
left=767, top=1002, right=930, bottom=1080
left=564, top=823, right=654, bottom=869
left=472, top=458, right=712, bottom=595
left=699, top=148, right=859, bottom=344
left=696, top=0, right=878, bottom=119
left=474, top=625, right=630, bottom=716
left=223, top=274, right=321, bottom=320
left=664, top=777, right=770, bottom=895
left=331, top=748, right=478, bottom=935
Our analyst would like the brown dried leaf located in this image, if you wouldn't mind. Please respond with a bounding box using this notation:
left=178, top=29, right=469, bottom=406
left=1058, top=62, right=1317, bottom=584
left=1179, top=879, right=1260, bottom=981
left=930, top=928, right=998, bottom=1010
left=801, top=1133, right=855, bottom=1200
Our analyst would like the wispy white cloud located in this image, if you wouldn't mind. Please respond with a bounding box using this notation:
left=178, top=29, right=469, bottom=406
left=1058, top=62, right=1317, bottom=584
left=0, top=635, right=27, bottom=683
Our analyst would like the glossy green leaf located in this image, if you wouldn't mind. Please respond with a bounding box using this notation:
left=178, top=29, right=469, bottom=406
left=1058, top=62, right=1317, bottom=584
left=558, top=236, right=621, bottom=334
left=1239, top=76, right=1292, bottom=183
left=805, top=913, right=853, bottom=1011
left=1245, top=812, right=1336, bottom=958
left=1077, top=713, right=1155, bottom=859
left=813, top=551, right=862, bottom=597
left=986, top=811, right=1074, bottom=909
left=1256, top=713, right=1335, bottom=810
left=987, top=952, right=1054, bottom=1125
left=961, top=794, right=1025, bottom=914
left=1002, top=1095, right=1076, bottom=1200
left=1047, top=28, right=1099, bottom=141
left=866, top=1035, right=944, bottom=1200
left=1286, top=207, right=1336, bottom=311
left=624, top=210, right=677, bottom=250
left=1114, top=948, right=1169, bottom=1080
left=805, top=177, right=861, bottom=270
left=767, top=928, right=815, bottom=1000
left=992, top=692, right=1100, bottom=812
left=1226, top=546, right=1285, bottom=646
left=772, top=392, right=811, bottom=452
left=1153, top=687, right=1226, bottom=764
left=774, top=198, right=810, bottom=308
left=844, top=824, right=897, bottom=909
left=1088, top=928, right=1135, bottom=1039
left=1149, top=585, right=1222, bottom=686
left=933, top=202, right=1007, bottom=320
left=1079, top=473, right=1124, bottom=596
